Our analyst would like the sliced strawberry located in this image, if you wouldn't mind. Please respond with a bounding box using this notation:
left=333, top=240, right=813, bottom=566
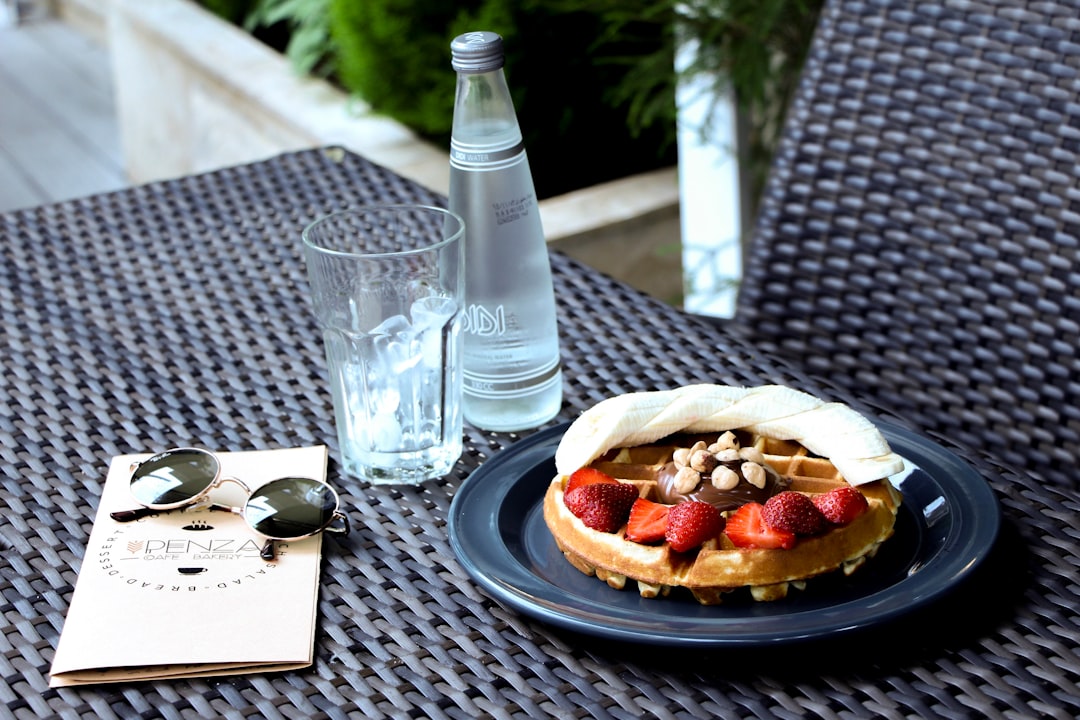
left=564, top=482, right=638, bottom=533
left=812, top=486, right=869, bottom=525
left=564, top=467, right=619, bottom=495
left=625, top=498, right=670, bottom=544
left=664, top=501, right=724, bottom=552
left=725, top=502, right=797, bottom=549
left=762, top=491, right=827, bottom=536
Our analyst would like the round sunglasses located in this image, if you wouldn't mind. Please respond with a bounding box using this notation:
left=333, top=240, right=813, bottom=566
left=110, top=448, right=350, bottom=560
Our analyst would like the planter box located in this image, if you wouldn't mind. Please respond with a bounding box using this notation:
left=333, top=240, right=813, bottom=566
left=90, top=0, right=683, bottom=304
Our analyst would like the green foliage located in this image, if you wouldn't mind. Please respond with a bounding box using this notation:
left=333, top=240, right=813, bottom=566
left=244, top=0, right=336, bottom=77
left=581, top=0, right=825, bottom=211
left=326, top=0, right=478, bottom=139
left=196, top=0, right=821, bottom=203
left=502, top=2, right=679, bottom=192
left=198, top=0, right=256, bottom=25
left=326, top=0, right=677, bottom=198
left=681, top=0, right=824, bottom=206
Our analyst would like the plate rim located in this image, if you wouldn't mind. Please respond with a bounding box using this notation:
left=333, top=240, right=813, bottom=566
left=448, top=420, right=1001, bottom=646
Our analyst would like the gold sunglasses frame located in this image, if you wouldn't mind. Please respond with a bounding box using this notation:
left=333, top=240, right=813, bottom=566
left=110, top=447, right=349, bottom=560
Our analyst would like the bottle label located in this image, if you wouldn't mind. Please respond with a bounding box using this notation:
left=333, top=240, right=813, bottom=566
left=450, top=140, right=526, bottom=170
left=463, top=356, right=561, bottom=397
left=462, top=303, right=506, bottom=336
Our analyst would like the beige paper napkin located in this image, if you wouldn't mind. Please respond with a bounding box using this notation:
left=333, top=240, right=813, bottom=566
left=50, top=445, right=331, bottom=686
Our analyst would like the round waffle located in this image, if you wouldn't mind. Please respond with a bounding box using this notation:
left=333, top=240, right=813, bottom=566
left=543, top=387, right=903, bottom=603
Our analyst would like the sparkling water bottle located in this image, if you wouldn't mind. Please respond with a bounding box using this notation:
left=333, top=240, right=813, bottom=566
left=449, top=31, right=562, bottom=431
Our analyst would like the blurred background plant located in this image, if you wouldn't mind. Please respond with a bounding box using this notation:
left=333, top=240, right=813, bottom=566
left=244, top=0, right=335, bottom=77
left=198, top=0, right=822, bottom=211
left=603, top=0, right=826, bottom=218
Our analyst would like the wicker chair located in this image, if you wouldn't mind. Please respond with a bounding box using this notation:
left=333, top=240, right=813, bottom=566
left=732, top=0, right=1080, bottom=487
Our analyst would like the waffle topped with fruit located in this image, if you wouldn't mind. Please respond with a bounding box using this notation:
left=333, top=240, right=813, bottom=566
left=542, top=384, right=904, bottom=603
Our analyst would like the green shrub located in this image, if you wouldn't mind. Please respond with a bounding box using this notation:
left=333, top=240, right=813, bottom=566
left=199, top=0, right=256, bottom=24
left=327, top=1, right=475, bottom=140
left=204, top=0, right=676, bottom=198
left=326, top=0, right=677, bottom=199
left=243, top=0, right=336, bottom=77
left=198, top=0, right=819, bottom=205
left=584, top=0, right=824, bottom=215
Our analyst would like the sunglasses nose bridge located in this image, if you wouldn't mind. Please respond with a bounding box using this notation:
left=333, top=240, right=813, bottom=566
left=216, top=475, right=251, bottom=494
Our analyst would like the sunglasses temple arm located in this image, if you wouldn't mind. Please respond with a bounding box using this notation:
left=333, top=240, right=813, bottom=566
left=205, top=502, right=243, bottom=516
left=326, top=511, right=351, bottom=536
left=110, top=502, right=241, bottom=523
left=110, top=507, right=155, bottom=522
left=258, top=511, right=349, bottom=562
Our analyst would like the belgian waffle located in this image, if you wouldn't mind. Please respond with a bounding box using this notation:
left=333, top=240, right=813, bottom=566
left=544, top=391, right=904, bottom=603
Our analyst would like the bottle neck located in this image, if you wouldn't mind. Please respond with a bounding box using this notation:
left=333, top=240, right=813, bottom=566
left=451, top=69, right=523, bottom=155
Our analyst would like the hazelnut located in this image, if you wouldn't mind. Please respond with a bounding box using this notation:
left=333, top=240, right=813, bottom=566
left=690, top=449, right=718, bottom=473
left=711, top=465, right=740, bottom=490
left=739, top=447, right=766, bottom=465
left=715, top=448, right=741, bottom=463
left=673, top=448, right=691, bottom=468
left=713, top=431, right=740, bottom=452
left=673, top=466, right=701, bottom=493
left=742, top=462, right=767, bottom=489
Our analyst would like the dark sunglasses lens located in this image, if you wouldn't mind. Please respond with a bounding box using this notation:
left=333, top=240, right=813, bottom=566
left=130, top=449, right=218, bottom=506
left=244, top=477, right=337, bottom=540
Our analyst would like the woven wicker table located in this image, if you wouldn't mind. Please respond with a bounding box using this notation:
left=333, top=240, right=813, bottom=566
left=2, top=148, right=1077, bottom=718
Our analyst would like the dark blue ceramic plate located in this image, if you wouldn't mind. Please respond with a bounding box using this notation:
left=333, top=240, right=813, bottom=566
left=448, top=421, right=1000, bottom=646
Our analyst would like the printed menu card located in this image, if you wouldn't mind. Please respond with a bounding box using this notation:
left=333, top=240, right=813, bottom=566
left=50, top=445, right=330, bottom=687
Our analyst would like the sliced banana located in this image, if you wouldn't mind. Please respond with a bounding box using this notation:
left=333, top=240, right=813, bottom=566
left=830, top=453, right=906, bottom=485
left=554, top=384, right=903, bottom=485
left=684, top=385, right=822, bottom=432
left=747, top=402, right=891, bottom=458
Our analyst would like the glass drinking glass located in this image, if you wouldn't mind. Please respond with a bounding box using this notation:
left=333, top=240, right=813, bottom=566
left=303, top=205, right=466, bottom=485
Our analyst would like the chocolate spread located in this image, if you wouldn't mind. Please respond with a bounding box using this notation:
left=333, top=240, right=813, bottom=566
left=656, top=460, right=789, bottom=511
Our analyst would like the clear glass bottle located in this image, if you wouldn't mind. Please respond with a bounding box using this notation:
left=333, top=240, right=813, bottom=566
left=448, top=31, right=562, bottom=431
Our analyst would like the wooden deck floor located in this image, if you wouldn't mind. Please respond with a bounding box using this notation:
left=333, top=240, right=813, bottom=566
left=0, top=17, right=126, bottom=213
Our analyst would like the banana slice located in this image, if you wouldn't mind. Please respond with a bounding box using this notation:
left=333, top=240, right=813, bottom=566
left=747, top=402, right=891, bottom=458
left=831, top=453, right=907, bottom=485
left=554, top=385, right=903, bottom=485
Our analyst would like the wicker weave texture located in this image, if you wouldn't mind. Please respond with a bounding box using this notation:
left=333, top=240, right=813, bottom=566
left=736, top=0, right=1080, bottom=488
left=1, top=142, right=1079, bottom=718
